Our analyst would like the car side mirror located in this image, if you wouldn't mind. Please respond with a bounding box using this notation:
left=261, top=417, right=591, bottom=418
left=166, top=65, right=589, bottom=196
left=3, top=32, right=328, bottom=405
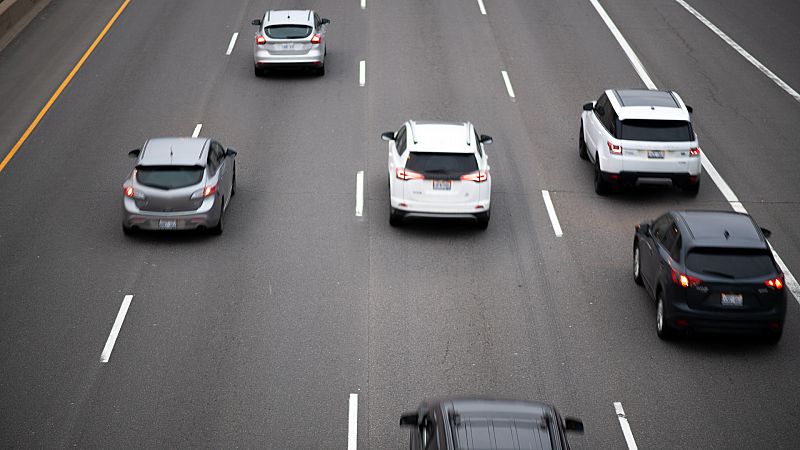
left=321, top=18, right=330, bottom=24
left=400, top=412, right=418, bottom=427
left=637, top=222, right=650, bottom=235
left=479, top=134, right=493, bottom=145
left=251, top=19, right=262, bottom=26
left=564, top=417, right=584, bottom=433
left=225, top=148, right=238, bottom=158
left=760, top=227, right=772, bottom=238
left=128, top=149, right=141, bottom=158
left=686, top=105, right=694, bottom=114
left=381, top=131, right=395, bottom=141
left=583, top=102, right=594, bottom=111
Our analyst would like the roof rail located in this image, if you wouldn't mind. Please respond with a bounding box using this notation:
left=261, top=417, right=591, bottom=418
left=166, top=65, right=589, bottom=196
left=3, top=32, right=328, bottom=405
left=307, top=10, right=312, bottom=20
left=267, top=10, right=271, bottom=21
left=408, top=120, right=419, bottom=144
left=466, top=122, right=473, bottom=146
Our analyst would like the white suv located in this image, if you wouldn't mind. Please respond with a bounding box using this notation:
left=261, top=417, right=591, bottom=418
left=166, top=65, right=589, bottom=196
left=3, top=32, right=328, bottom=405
left=579, top=89, right=702, bottom=195
left=382, top=120, right=493, bottom=229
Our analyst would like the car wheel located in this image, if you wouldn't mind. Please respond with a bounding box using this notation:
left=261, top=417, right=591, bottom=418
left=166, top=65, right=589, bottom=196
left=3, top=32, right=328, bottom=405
left=633, top=244, right=643, bottom=285
left=254, top=66, right=262, bottom=77
left=122, top=224, right=135, bottom=236
left=389, top=206, right=403, bottom=227
left=476, top=210, right=490, bottom=230
left=210, top=201, right=225, bottom=235
left=594, top=157, right=611, bottom=195
left=578, top=123, right=589, bottom=160
left=682, top=178, right=700, bottom=196
left=316, top=64, right=325, bottom=76
left=764, top=330, right=782, bottom=345
left=656, top=293, right=675, bottom=340
left=231, top=168, right=236, bottom=197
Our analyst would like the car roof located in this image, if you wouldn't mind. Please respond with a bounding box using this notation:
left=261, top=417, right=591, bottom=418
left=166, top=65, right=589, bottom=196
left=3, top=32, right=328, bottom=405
left=139, top=137, right=208, bottom=166
left=263, top=10, right=314, bottom=26
left=607, top=89, right=691, bottom=122
left=674, top=210, right=768, bottom=249
left=439, top=399, right=560, bottom=450
left=408, top=121, right=477, bottom=154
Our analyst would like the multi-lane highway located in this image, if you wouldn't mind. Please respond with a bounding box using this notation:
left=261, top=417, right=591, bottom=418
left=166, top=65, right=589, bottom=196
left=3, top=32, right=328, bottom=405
left=1, top=0, right=799, bottom=448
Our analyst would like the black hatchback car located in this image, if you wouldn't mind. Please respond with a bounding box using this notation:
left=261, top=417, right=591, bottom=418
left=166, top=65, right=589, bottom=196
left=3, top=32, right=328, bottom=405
left=400, top=398, right=583, bottom=450
left=633, top=210, right=787, bottom=342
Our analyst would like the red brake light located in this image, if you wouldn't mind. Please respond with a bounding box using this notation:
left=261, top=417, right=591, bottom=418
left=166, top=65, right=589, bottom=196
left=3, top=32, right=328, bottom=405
left=310, top=34, right=322, bottom=44
left=460, top=170, right=489, bottom=182
left=124, top=186, right=135, bottom=198
left=765, top=275, right=785, bottom=290
left=203, top=185, right=217, bottom=197
left=689, top=147, right=700, bottom=157
left=256, top=35, right=267, bottom=45
left=395, top=168, right=424, bottom=181
left=671, top=268, right=702, bottom=288
left=607, top=141, right=622, bottom=155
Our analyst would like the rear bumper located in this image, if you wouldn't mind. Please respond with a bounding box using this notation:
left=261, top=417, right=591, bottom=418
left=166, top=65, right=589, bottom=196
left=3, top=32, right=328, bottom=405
left=600, top=171, right=701, bottom=185
left=122, top=196, right=221, bottom=230
left=254, top=48, right=324, bottom=66
left=665, top=298, right=786, bottom=334
left=599, top=154, right=702, bottom=177
left=390, top=197, right=490, bottom=215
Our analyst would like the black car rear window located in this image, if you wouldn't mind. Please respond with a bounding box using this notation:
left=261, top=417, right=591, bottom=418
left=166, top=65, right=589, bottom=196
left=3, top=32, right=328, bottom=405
left=686, top=248, right=776, bottom=279
left=265, top=25, right=312, bottom=39
left=405, top=152, right=478, bottom=179
left=137, top=166, right=204, bottom=189
left=618, top=120, right=693, bottom=142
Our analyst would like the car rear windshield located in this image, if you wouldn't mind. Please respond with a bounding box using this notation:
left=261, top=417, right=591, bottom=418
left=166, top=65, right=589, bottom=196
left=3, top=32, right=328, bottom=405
left=136, top=166, right=204, bottom=190
left=686, top=248, right=776, bottom=279
left=406, top=152, right=478, bottom=179
left=618, top=120, right=693, bottom=142
left=265, top=25, right=312, bottom=39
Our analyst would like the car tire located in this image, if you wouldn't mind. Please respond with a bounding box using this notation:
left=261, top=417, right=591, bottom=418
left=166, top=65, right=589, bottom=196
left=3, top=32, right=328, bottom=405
left=254, top=66, right=262, bottom=77
left=682, top=178, right=700, bottom=196
left=210, top=201, right=225, bottom=235
left=579, top=123, right=589, bottom=160
left=633, top=244, right=643, bottom=286
left=316, top=64, right=325, bottom=76
left=122, top=224, right=135, bottom=236
left=764, top=330, right=782, bottom=345
left=231, top=167, right=237, bottom=197
left=656, top=293, right=675, bottom=340
left=476, top=210, right=490, bottom=230
left=594, top=157, right=611, bottom=195
left=389, top=206, right=403, bottom=227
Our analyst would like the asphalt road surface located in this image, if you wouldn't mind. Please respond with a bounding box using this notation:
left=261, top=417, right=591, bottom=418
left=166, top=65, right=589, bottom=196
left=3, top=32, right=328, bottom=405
left=1, top=0, right=799, bottom=448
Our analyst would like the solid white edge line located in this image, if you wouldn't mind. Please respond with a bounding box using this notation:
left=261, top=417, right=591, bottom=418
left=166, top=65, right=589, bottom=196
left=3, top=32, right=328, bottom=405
left=476, top=0, right=487, bottom=15
left=360, top=0, right=366, bottom=10
left=225, top=32, right=238, bottom=55
left=592, top=0, right=800, bottom=304
left=100, top=295, right=133, bottom=363
left=614, top=402, right=639, bottom=450
left=355, top=171, right=364, bottom=217
left=674, top=0, right=800, bottom=103
left=589, top=0, right=657, bottom=90
left=541, top=190, right=563, bottom=237
left=192, top=124, right=202, bottom=138
left=348, top=393, right=358, bottom=450
left=501, top=70, right=516, bottom=98
left=359, top=60, right=366, bottom=87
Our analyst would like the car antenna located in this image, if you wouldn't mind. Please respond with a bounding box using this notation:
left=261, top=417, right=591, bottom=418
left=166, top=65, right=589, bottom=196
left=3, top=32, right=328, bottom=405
left=724, top=230, right=730, bottom=239
left=170, top=146, right=174, bottom=163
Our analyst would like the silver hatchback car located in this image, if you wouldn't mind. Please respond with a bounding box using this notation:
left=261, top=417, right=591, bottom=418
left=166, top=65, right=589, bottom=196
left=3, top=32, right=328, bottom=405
left=252, top=10, right=329, bottom=76
left=122, top=137, right=237, bottom=235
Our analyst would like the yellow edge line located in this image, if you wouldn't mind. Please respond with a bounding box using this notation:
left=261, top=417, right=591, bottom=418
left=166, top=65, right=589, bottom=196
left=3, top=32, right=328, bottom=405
left=0, top=0, right=131, bottom=174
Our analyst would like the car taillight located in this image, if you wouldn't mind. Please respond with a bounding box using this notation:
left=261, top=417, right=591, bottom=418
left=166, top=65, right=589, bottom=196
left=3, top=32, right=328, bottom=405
left=256, top=35, right=267, bottom=45
left=310, top=34, right=322, bottom=44
left=191, top=184, right=217, bottom=199
left=765, top=275, right=785, bottom=290
left=123, top=186, right=145, bottom=200
left=395, top=168, right=424, bottom=181
left=671, top=268, right=702, bottom=288
left=689, top=147, right=700, bottom=157
left=607, top=141, right=622, bottom=155
left=460, top=170, right=489, bottom=182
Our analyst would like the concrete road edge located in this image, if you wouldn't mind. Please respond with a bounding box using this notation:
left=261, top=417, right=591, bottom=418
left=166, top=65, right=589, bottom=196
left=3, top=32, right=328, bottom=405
left=0, top=0, right=52, bottom=52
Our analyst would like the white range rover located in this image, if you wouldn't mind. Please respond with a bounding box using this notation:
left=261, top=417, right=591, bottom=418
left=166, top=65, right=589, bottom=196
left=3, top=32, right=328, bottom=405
left=579, top=89, right=702, bottom=195
left=382, top=120, right=493, bottom=229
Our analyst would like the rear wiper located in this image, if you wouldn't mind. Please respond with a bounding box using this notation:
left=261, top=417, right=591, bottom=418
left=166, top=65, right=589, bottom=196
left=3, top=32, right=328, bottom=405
left=424, top=169, right=447, bottom=173
left=700, top=269, right=736, bottom=279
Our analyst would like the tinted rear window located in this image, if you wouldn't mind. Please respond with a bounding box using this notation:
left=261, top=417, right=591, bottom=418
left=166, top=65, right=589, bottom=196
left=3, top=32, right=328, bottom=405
left=618, top=120, right=693, bottom=142
left=686, top=248, right=776, bottom=279
left=406, top=152, right=478, bottom=179
left=137, top=166, right=203, bottom=189
left=265, top=25, right=312, bottom=39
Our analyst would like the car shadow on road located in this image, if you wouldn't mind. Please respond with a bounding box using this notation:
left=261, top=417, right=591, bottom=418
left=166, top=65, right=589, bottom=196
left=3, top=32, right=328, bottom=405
left=122, top=229, right=219, bottom=244
left=666, top=332, right=783, bottom=355
left=391, top=217, right=486, bottom=239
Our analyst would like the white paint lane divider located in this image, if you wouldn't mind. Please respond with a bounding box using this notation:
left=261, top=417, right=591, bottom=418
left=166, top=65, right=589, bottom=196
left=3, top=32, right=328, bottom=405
left=225, top=32, right=239, bottom=55
left=360, top=0, right=366, bottom=10
left=501, top=70, right=516, bottom=99
left=100, top=295, right=133, bottom=363
left=359, top=60, right=366, bottom=87
left=591, top=0, right=800, bottom=304
left=192, top=123, right=202, bottom=138
left=541, top=190, right=563, bottom=237
left=476, top=0, right=487, bottom=15
left=614, top=402, right=639, bottom=450
left=674, top=0, right=800, bottom=103
left=348, top=393, right=358, bottom=450
left=589, top=0, right=657, bottom=90
left=355, top=171, right=364, bottom=217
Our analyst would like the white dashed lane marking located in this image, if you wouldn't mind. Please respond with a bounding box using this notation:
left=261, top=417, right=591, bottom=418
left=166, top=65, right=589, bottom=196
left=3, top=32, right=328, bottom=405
left=100, top=295, right=133, bottom=363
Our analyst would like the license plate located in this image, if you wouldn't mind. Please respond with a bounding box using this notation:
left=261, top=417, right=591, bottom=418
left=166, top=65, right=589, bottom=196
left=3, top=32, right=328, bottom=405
left=647, top=150, right=665, bottom=159
left=280, top=43, right=295, bottom=50
left=432, top=180, right=451, bottom=191
left=721, top=293, right=743, bottom=307
left=158, top=219, right=177, bottom=230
